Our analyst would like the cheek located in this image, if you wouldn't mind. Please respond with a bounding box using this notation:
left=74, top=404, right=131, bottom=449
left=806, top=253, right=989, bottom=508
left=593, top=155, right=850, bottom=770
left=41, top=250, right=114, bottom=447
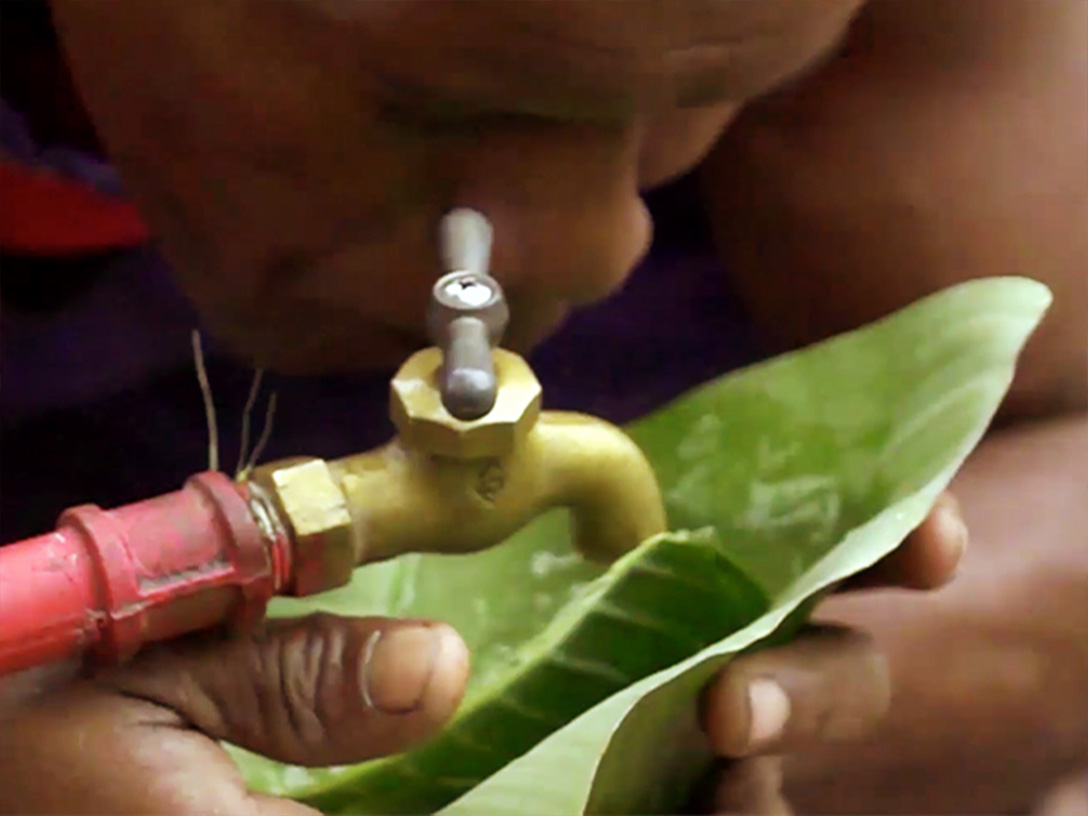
left=448, top=121, right=652, bottom=307
left=638, top=105, right=740, bottom=190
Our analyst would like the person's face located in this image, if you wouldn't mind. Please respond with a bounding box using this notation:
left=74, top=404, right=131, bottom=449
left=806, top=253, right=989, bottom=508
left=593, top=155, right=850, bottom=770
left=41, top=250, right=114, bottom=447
left=51, top=0, right=861, bottom=373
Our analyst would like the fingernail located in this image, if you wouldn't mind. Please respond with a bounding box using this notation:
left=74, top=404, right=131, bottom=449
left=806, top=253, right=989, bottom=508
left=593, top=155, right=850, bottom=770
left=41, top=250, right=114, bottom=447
left=360, top=625, right=442, bottom=714
left=935, top=500, right=969, bottom=573
left=745, top=679, right=791, bottom=752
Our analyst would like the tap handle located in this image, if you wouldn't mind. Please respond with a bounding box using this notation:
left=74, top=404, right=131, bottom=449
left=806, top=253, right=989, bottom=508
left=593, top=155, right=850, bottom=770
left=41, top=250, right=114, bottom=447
left=431, top=210, right=509, bottom=421
left=442, top=316, right=498, bottom=421
left=440, top=208, right=493, bottom=277
left=428, top=271, right=509, bottom=420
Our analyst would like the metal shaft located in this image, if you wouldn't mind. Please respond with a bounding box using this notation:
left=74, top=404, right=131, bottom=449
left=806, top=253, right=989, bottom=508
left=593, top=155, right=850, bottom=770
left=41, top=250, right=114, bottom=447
left=440, top=208, right=493, bottom=277
left=434, top=209, right=507, bottom=420
left=442, top=317, right=498, bottom=420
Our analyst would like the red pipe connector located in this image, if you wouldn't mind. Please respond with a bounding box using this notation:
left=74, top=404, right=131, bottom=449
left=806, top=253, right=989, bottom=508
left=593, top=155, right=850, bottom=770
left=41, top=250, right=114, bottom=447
left=0, top=471, right=292, bottom=676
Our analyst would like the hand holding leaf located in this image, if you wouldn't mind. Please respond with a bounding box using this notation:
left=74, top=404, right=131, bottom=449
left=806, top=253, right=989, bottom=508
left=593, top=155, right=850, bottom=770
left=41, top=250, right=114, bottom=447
left=0, top=279, right=1048, bottom=816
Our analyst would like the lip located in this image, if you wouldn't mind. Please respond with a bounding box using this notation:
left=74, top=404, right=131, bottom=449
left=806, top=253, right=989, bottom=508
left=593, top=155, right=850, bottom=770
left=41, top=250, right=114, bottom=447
left=284, top=326, right=430, bottom=375
left=215, top=297, right=575, bottom=377
left=219, top=236, right=576, bottom=374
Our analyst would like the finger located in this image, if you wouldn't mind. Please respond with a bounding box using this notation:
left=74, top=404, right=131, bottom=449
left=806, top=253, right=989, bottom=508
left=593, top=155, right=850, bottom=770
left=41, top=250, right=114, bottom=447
left=841, top=491, right=968, bottom=592
left=701, top=626, right=890, bottom=758
left=713, top=757, right=794, bottom=816
left=688, top=757, right=793, bottom=816
left=96, top=612, right=470, bottom=767
left=0, top=659, right=81, bottom=714
left=0, top=683, right=318, bottom=816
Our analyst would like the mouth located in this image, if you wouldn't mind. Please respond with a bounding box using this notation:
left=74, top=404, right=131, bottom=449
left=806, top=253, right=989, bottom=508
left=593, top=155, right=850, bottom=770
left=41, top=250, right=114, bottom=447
left=201, top=267, right=574, bottom=377
left=232, top=307, right=568, bottom=377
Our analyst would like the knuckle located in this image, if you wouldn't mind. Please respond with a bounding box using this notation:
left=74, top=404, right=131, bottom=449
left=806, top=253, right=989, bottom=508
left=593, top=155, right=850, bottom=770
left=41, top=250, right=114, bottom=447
left=805, top=624, right=875, bottom=654
left=267, top=620, right=342, bottom=752
left=712, top=757, right=788, bottom=816
left=761, top=625, right=875, bottom=669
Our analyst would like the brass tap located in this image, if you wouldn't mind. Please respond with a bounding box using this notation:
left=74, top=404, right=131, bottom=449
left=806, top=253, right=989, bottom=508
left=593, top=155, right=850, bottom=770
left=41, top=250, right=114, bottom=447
left=248, top=210, right=667, bottom=597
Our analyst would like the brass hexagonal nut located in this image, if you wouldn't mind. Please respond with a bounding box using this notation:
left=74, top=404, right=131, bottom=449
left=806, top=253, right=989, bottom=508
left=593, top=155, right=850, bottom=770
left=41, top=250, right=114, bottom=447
left=250, top=457, right=355, bottom=596
left=390, top=347, right=542, bottom=458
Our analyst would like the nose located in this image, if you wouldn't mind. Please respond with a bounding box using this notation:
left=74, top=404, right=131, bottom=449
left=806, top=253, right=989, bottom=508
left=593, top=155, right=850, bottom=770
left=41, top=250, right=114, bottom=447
left=444, top=120, right=653, bottom=341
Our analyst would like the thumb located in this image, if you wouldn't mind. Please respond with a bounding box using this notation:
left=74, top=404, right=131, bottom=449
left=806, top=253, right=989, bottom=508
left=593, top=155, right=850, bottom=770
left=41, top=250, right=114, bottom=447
left=97, top=613, right=470, bottom=766
left=701, top=627, right=890, bottom=759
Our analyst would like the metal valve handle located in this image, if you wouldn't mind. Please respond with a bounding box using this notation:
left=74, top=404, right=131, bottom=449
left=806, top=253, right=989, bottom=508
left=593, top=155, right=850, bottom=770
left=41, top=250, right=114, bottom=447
left=430, top=209, right=509, bottom=420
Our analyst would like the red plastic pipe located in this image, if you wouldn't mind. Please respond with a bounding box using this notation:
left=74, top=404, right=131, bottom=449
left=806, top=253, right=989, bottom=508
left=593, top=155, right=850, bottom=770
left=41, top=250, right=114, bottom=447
left=0, top=471, right=292, bottom=676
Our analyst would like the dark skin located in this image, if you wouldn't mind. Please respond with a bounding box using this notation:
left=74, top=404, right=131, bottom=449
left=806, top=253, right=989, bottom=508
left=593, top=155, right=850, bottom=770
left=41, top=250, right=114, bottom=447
left=2, top=1, right=1086, bottom=813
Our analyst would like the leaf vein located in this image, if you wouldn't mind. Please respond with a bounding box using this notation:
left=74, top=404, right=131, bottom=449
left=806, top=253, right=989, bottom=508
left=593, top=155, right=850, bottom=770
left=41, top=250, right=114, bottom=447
left=592, top=599, right=706, bottom=652
left=546, top=651, right=632, bottom=686
left=629, top=558, right=721, bottom=595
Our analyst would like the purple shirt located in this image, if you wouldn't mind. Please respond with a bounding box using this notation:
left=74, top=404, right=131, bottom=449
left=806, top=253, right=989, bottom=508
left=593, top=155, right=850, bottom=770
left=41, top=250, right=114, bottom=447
left=0, top=100, right=766, bottom=542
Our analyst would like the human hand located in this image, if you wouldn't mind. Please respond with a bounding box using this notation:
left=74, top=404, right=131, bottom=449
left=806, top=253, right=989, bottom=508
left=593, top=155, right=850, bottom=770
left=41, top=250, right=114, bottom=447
left=0, top=492, right=962, bottom=816
left=691, top=491, right=968, bottom=814
left=0, top=614, right=469, bottom=815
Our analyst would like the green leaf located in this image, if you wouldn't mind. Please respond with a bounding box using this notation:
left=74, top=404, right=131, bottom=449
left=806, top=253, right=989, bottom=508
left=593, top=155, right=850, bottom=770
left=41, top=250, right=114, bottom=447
left=230, top=277, right=1050, bottom=814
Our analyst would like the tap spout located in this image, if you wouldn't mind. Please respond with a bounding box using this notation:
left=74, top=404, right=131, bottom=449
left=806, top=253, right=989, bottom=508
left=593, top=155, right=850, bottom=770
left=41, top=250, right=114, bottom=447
left=325, top=410, right=666, bottom=566
left=249, top=347, right=667, bottom=596
left=531, top=412, right=668, bottom=563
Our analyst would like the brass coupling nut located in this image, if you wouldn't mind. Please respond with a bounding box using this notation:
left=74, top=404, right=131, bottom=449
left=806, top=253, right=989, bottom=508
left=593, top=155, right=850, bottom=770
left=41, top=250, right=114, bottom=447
left=390, top=346, right=542, bottom=459
left=248, top=458, right=355, bottom=596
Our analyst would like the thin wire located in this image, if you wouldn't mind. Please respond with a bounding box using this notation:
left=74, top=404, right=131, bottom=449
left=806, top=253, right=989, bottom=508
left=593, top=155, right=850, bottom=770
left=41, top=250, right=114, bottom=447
left=191, top=329, right=220, bottom=472
left=234, top=369, right=265, bottom=478
left=240, top=391, right=278, bottom=481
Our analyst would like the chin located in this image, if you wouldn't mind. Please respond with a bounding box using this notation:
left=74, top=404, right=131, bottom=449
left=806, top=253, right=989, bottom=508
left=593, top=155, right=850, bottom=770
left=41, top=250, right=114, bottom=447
left=198, top=293, right=570, bottom=376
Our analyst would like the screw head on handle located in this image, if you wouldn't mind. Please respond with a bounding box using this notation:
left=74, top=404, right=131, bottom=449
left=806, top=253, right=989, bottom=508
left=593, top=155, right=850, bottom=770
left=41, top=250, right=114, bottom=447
left=429, top=271, right=508, bottom=339
left=428, top=271, right=509, bottom=420
left=431, top=210, right=508, bottom=420
left=443, top=276, right=494, bottom=308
